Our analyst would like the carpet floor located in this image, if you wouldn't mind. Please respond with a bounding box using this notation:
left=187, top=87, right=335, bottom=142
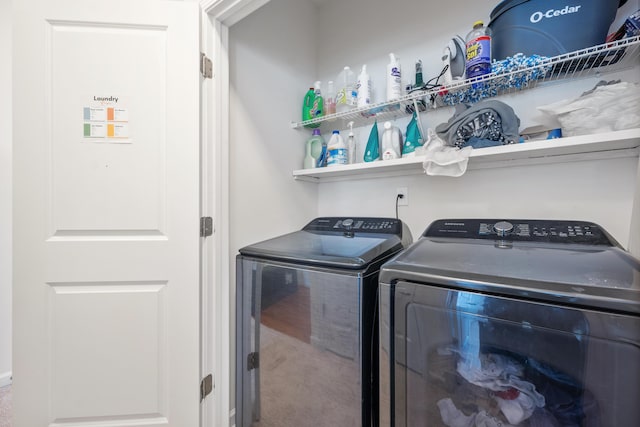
left=0, top=385, right=11, bottom=427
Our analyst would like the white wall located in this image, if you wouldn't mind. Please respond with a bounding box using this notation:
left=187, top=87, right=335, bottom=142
left=318, top=157, right=637, bottom=243
left=229, top=0, right=319, bottom=254
left=0, top=0, right=13, bottom=386
left=228, top=0, right=319, bottom=410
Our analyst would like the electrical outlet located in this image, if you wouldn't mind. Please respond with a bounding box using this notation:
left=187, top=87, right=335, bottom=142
left=397, top=187, right=408, bottom=206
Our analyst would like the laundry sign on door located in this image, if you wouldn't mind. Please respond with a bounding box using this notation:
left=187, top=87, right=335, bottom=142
left=83, top=95, right=131, bottom=142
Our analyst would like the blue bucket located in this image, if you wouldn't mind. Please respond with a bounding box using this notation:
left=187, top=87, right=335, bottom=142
left=489, top=0, right=627, bottom=60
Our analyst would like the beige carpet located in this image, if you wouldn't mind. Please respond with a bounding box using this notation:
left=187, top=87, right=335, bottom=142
left=253, top=325, right=360, bottom=427
left=0, top=385, right=11, bottom=427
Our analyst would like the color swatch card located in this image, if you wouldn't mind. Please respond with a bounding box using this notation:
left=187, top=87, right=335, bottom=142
left=83, top=95, right=131, bottom=143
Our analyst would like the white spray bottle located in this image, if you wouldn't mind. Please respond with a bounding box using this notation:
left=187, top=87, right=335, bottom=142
left=347, top=121, right=357, bottom=164
left=356, top=65, right=371, bottom=108
left=386, top=53, right=402, bottom=101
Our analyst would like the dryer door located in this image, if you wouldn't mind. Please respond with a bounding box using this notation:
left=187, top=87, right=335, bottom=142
left=386, top=280, right=640, bottom=427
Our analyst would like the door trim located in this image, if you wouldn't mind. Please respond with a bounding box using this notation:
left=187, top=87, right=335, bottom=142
left=200, top=1, right=272, bottom=426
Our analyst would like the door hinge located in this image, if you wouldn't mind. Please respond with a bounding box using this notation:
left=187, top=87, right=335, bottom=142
left=200, top=216, right=213, bottom=237
left=200, top=52, right=213, bottom=79
left=247, top=352, right=259, bottom=371
left=200, top=374, right=213, bottom=401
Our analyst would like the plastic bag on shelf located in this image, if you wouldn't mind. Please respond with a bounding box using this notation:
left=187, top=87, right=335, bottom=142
left=537, top=80, right=640, bottom=137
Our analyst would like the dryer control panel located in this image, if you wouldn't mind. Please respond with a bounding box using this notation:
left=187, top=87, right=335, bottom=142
left=424, top=219, right=616, bottom=246
left=304, top=217, right=403, bottom=235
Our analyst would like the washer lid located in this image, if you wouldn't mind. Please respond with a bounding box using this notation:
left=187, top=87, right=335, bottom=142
left=239, top=217, right=410, bottom=270
left=381, top=219, right=640, bottom=314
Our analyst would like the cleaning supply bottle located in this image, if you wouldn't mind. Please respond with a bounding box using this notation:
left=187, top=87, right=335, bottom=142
left=302, top=85, right=321, bottom=129
left=364, top=121, right=380, bottom=162
left=316, top=130, right=328, bottom=168
left=313, top=81, right=324, bottom=118
left=414, top=59, right=424, bottom=88
left=302, top=87, right=315, bottom=122
left=381, top=121, right=402, bottom=160
left=336, top=66, right=357, bottom=113
left=346, top=121, right=357, bottom=164
left=386, top=53, right=402, bottom=101
left=304, top=129, right=325, bottom=169
left=326, top=130, right=348, bottom=167
left=356, top=65, right=372, bottom=108
left=465, top=21, right=492, bottom=79
left=324, top=80, right=336, bottom=119
left=402, top=112, right=423, bottom=158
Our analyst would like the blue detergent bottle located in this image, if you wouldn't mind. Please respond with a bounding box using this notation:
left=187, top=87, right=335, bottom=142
left=465, top=21, right=492, bottom=79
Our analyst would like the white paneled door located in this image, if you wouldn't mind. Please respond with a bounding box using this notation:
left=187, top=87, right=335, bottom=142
left=13, top=1, right=201, bottom=426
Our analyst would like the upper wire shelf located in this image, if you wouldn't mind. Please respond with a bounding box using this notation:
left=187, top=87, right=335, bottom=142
left=291, top=36, right=640, bottom=129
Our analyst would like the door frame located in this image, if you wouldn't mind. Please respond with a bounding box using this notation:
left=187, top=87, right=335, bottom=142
left=199, top=1, right=270, bottom=426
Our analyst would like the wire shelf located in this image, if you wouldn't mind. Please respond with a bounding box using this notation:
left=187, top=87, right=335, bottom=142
left=291, top=36, right=640, bottom=130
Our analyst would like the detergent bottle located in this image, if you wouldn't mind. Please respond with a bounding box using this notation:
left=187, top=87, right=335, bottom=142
left=381, top=121, right=402, bottom=160
left=304, top=129, right=325, bottom=169
left=302, top=87, right=315, bottom=122
left=302, top=85, right=321, bottom=129
left=465, top=21, right=492, bottom=79
left=326, top=130, right=348, bottom=167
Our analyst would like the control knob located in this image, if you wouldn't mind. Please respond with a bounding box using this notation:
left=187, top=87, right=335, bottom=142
left=342, top=218, right=354, bottom=229
left=493, top=221, right=514, bottom=237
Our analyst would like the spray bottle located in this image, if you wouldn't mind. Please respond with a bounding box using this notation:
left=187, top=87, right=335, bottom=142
left=415, top=59, right=424, bottom=88
left=386, top=53, right=402, bottom=101
left=336, top=66, right=357, bottom=113
left=356, top=65, right=372, bottom=108
left=324, top=80, right=336, bottom=119
left=346, top=121, right=357, bottom=164
left=313, top=81, right=324, bottom=118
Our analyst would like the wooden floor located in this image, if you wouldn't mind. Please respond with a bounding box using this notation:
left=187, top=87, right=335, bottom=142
left=261, top=285, right=311, bottom=344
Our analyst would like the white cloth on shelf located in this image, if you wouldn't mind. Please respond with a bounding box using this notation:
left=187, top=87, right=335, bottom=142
left=418, top=128, right=473, bottom=177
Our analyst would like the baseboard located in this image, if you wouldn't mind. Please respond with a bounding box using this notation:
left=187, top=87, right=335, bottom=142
left=0, top=371, right=12, bottom=387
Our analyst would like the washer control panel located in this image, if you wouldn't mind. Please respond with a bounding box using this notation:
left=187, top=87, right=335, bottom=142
left=304, top=217, right=402, bottom=235
left=424, top=219, right=614, bottom=245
